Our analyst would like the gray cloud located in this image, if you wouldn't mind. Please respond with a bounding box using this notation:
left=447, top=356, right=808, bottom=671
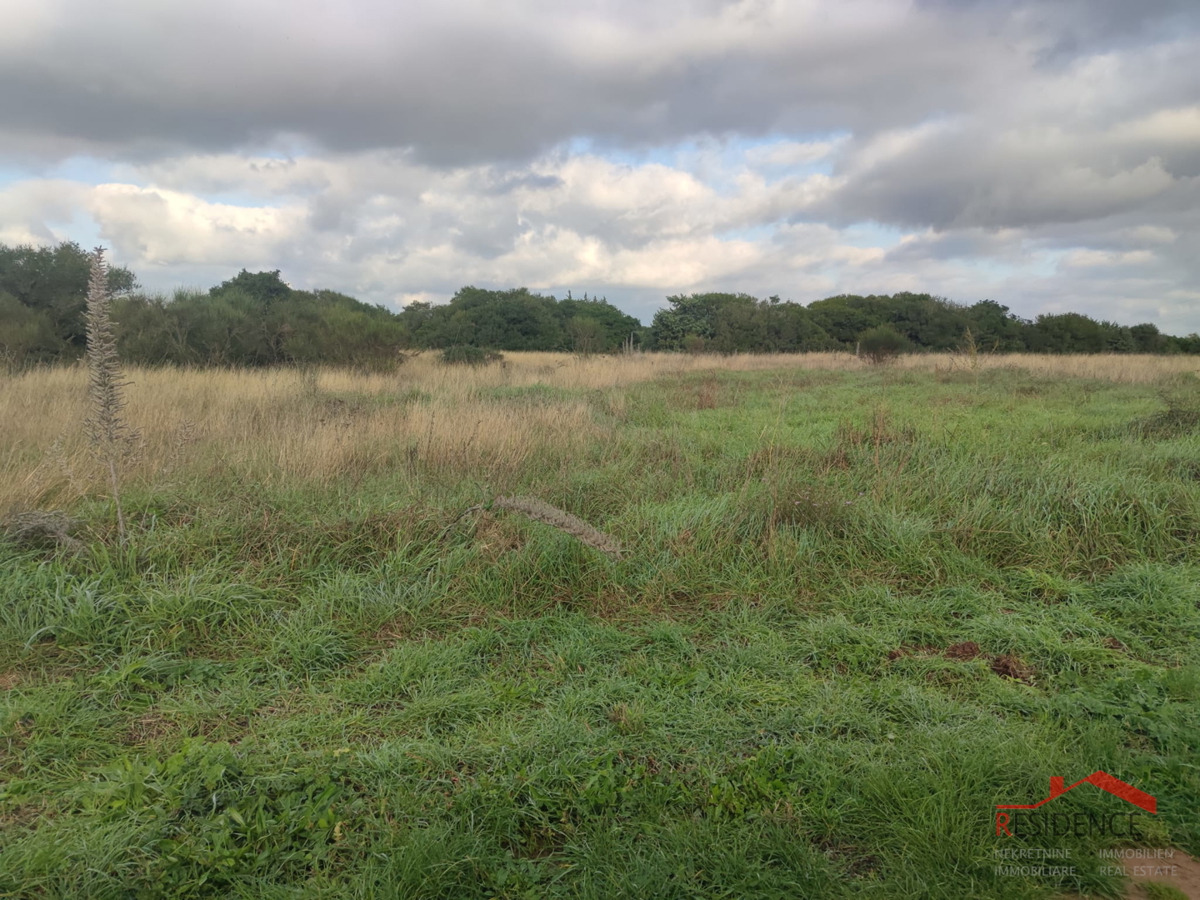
left=0, top=0, right=1057, bottom=166
left=0, top=0, right=1198, bottom=333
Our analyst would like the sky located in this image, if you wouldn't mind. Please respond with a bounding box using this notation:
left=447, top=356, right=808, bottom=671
left=2, top=0, right=1199, bottom=331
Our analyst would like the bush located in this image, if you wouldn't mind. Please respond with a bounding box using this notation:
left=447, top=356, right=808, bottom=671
left=858, top=325, right=913, bottom=364
left=440, top=345, right=505, bottom=366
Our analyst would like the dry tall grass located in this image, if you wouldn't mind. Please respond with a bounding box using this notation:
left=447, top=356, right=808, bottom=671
left=897, top=351, right=1200, bottom=383
left=2, top=351, right=1196, bottom=512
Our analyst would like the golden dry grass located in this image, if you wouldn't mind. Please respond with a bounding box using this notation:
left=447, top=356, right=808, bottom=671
left=3, top=351, right=1197, bottom=512
left=897, top=350, right=1200, bottom=383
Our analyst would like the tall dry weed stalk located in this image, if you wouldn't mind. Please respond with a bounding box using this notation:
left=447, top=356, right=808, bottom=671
left=84, top=247, right=141, bottom=542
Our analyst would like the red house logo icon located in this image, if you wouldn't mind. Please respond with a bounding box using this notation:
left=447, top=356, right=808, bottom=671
left=995, top=771, right=1156, bottom=837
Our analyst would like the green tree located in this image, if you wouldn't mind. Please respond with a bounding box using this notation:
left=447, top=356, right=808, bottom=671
left=0, top=291, right=60, bottom=367
left=211, top=269, right=293, bottom=306
left=1129, top=323, right=1168, bottom=354
left=651, top=293, right=753, bottom=350
left=1027, top=313, right=1107, bottom=353
left=566, top=315, right=605, bottom=356
left=806, top=295, right=877, bottom=346
left=558, top=292, right=644, bottom=351
left=964, top=300, right=1028, bottom=351
left=0, top=241, right=137, bottom=354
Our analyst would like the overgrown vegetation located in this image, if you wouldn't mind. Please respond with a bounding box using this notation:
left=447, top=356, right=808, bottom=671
left=857, top=324, right=913, bottom=363
left=441, top=345, right=505, bottom=366
left=649, top=290, right=1200, bottom=355
left=2, top=353, right=1198, bottom=898
left=4, top=241, right=1199, bottom=370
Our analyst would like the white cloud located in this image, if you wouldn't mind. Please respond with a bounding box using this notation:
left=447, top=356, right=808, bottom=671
left=745, top=139, right=844, bottom=168
left=1061, top=249, right=1158, bottom=269
left=0, top=1, right=1197, bottom=331
left=86, top=185, right=308, bottom=268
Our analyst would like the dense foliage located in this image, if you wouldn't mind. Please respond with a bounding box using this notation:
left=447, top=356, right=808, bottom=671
left=2, top=241, right=1197, bottom=368
left=0, top=242, right=138, bottom=364
left=857, top=324, right=913, bottom=363
left=651, top=291, right=1200, bottom=355
left=398, top=288, right=641, bottom=355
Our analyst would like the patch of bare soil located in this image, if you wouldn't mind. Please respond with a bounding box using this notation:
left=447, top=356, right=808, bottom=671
left=1059, top=850, right=1200, bottom=900
left=944, top=641, right=982, bottom=661
left=990, top=653, right=1035, bottom=683
left=1126, top=850, right=1200, bottom=900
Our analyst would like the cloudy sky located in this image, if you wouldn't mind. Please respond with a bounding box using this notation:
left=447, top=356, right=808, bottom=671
left=3, top=0, right=1199, bottom=331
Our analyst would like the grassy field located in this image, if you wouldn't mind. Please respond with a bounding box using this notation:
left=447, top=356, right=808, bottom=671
left=2, top=352, right=1199, bottom=899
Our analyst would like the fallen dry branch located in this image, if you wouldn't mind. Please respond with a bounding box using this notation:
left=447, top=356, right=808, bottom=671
left=492, top=495, right=623, bottom=559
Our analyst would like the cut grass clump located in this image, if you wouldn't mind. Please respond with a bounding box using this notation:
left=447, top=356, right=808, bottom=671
left=1, top=509, right=84, bottom=554
left=1130, top=394, right=1200, bottom=439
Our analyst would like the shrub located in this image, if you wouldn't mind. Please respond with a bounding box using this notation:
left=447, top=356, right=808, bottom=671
left=440, top=345, right=505, bottom=366
left=857, top=325, right=913, bottom=364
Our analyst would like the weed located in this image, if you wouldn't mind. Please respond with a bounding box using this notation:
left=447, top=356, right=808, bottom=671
left=83, top=249, right=142, bottom=543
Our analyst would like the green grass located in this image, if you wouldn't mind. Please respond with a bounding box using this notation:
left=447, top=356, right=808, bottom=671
left=1142, top=883, right=1189, bottom=900
left=2, top=366, right=1199, bottom=898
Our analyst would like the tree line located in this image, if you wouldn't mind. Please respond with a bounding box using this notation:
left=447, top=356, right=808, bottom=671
left=649, top=291, right=1199, bottom=355
left=2, top=241, right=1197, bottom=368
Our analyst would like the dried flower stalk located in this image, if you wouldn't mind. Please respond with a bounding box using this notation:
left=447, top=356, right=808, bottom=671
left=84, top=247, right=140, bottom=542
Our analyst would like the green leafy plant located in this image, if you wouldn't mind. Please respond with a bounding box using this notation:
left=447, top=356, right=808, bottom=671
left=89, top=741, right=346, bottom=894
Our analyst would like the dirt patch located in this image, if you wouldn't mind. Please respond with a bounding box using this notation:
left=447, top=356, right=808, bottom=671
left=944, top=641, right=982, bottom=661
left=1104, top=637, right=1129, bottom=652
left=1126, top=850, right=1200, bottom=900
left=990, top=653, right=1034, bottom=683
left=0, top=670, right=20, bottom=691
left=1059, top=850, right=1200, bottom=900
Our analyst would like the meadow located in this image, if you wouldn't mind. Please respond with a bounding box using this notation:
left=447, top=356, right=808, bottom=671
left=2, top=351, right=1199, bottom=899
